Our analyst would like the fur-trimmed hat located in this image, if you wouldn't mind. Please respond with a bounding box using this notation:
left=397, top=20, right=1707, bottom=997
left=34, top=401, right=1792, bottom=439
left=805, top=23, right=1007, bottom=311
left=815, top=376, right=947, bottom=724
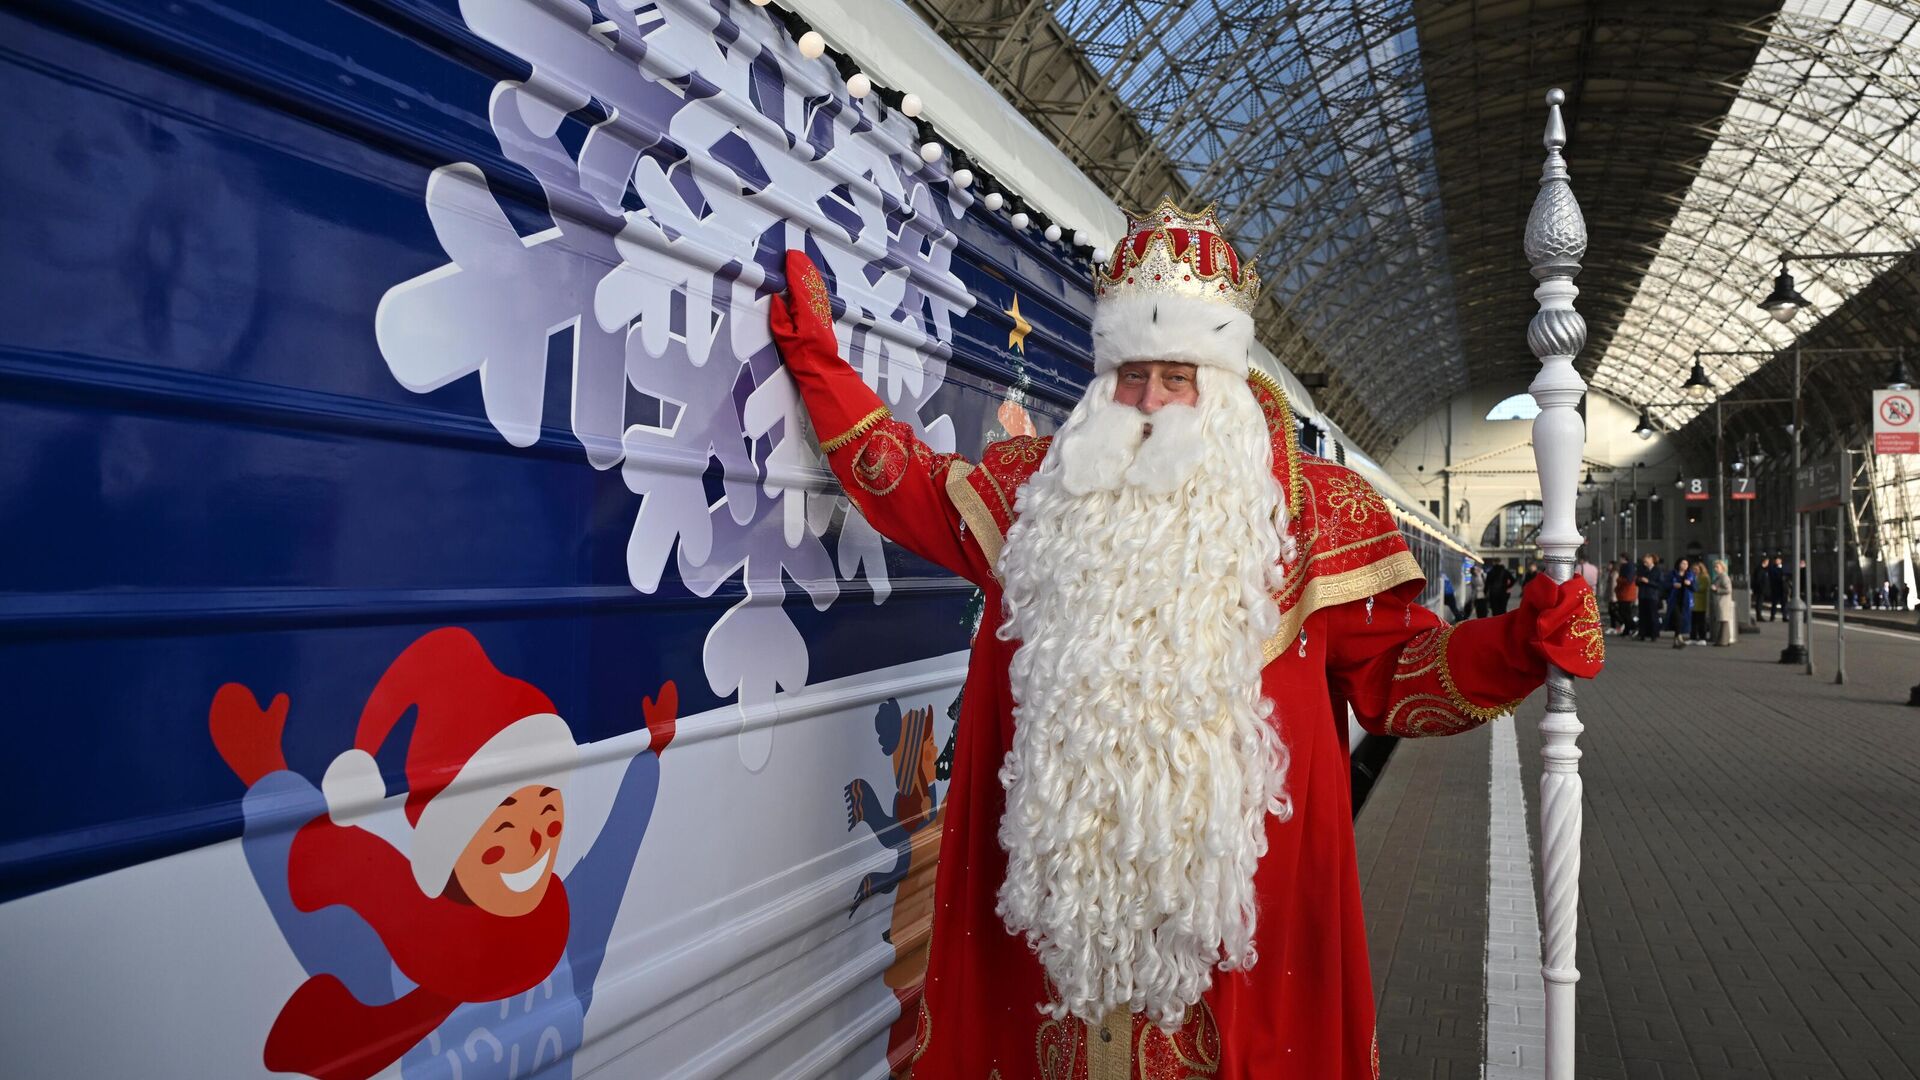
left=1091, top=199, right=1261, bottom=375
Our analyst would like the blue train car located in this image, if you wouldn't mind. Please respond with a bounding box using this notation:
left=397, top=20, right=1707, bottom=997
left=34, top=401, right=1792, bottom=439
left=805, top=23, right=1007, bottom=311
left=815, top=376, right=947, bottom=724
left=0, top=2, right=1474, bottom=1075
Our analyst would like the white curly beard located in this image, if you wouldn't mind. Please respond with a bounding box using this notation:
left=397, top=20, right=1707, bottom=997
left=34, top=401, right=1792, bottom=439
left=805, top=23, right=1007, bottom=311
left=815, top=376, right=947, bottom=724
left=994, top=366, right=1295, bottom=1029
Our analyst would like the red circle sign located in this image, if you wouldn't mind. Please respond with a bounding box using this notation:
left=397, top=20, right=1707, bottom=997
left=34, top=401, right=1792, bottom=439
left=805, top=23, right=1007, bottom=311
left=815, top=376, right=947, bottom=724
left=1882, top=395, right=1914, bottom=427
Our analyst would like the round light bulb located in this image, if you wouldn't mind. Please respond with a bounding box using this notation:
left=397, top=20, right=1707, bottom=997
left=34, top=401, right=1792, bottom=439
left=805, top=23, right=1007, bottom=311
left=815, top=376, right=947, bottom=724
left=1010, top=211, right=1030, bottom=230
left=798, top=31, right=826, bottom=59
left=951, top=168, right=973, bottom=189
left=920, top=141, right=943, bottom=163
left=751, top=0, right=771, bottom=5
left=982, top=192, right=1004, bottom=212
left=1043, top=223, right=1062, bottom=242
left=900, top=93, right=923, bottom=118
left=846, top=72, right=871, bottom=98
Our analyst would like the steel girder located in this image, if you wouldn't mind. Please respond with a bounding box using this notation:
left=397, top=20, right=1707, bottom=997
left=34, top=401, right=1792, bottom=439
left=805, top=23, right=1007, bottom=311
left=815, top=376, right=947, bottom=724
left=910, top=0, right=1920, bottom=461
left=1590, top=3, right=1920, bottom=431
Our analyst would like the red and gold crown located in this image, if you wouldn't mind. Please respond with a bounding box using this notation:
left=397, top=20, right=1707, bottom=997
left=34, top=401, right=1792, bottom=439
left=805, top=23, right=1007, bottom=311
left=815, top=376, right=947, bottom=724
left=1094, top=199, right=1261, bottom=315
left=1088, top=199, right=1260, bottom=374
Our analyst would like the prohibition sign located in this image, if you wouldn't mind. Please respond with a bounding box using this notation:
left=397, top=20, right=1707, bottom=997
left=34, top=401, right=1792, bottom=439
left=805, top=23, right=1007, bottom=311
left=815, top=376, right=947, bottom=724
left=1877, top=389, right=1920, bottom=453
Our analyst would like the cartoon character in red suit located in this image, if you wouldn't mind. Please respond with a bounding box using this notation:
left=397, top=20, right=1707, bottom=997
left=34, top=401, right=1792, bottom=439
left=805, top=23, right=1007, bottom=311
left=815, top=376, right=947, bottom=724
left=210, top=627, right=676, bottom=1080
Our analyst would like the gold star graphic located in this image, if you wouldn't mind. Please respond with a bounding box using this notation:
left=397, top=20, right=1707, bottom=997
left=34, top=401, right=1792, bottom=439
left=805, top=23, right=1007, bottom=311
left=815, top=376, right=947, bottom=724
left=1004, top=295, right=1033, bottom=353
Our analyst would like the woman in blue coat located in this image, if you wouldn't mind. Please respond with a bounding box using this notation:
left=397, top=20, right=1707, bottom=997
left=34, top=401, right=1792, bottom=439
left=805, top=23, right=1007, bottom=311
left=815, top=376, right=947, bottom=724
left=1669, top=557, right=1697, bottom=649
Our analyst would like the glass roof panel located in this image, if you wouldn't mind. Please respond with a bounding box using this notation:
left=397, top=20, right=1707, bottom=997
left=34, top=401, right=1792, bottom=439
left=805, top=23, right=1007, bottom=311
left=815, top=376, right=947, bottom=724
left=1592, top=0, right=1920, bottom=429
left=1049, top=0, right=1469, bottom=432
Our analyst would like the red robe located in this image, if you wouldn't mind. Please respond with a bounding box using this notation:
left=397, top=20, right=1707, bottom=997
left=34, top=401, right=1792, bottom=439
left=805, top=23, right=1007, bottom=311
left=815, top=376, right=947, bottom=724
left=772, top=259, right=1600, bottom=1080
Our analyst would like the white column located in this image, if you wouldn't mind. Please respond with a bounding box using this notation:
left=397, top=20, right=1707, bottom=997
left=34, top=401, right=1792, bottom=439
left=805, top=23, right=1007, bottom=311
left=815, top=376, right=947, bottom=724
left=1524, top=88, right=1588, bottom=1080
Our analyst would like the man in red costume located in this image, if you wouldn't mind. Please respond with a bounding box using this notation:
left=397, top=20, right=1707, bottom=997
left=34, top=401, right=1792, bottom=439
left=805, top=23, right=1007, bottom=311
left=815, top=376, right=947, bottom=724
left=768, top=201, right=1604, bottom=1080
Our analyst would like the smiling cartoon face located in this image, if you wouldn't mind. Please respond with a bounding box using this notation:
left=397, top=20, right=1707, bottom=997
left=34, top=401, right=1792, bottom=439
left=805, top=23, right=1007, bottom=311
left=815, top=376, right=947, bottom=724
left=450, top=784, right=565, bottom=916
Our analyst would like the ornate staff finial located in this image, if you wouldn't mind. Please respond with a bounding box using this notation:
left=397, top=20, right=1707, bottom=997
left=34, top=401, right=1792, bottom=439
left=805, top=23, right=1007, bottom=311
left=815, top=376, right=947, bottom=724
left=1525, top=86, right=1589, bottom=1080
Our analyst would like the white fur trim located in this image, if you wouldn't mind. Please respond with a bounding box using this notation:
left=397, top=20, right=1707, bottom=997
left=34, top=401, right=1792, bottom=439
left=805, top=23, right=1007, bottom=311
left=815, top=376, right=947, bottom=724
left=1090, top=292, right=1254, bottom=374
left=322, top=749, right=388, bottom=826
left=408, top=713, right=577, bottom=897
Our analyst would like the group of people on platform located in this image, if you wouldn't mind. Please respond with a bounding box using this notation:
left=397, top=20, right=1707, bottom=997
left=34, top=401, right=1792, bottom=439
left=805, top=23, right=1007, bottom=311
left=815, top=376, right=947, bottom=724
left=1838, top=578, right=1912, bottom=611
left=1450, top=554, right=1737, bottom=648
left=1444, top=549, right=1916, bottom=651
left=1607, top=553, right=1740, bottom=648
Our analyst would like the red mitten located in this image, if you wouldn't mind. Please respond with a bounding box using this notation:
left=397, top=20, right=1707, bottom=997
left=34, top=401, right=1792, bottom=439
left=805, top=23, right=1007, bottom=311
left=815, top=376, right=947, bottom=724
left=643, top=680, right=678, bottom=755
left=1519, top=574, right=1606, bottom=679
left=770, top=250, right=838, bottom=347
left=768, top=251, right=891, bottom=447
left=209, top=682, right=289, bottom=787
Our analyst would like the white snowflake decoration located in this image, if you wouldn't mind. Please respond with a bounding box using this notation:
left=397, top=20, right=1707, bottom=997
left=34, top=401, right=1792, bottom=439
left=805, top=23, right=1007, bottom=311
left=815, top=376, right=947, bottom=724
left=377, top=0, right=974, bottom=769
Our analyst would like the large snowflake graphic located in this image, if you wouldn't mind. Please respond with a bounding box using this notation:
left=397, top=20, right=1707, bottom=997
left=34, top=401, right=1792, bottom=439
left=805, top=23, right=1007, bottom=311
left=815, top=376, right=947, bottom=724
left=376, top=0, right=974, bottom=769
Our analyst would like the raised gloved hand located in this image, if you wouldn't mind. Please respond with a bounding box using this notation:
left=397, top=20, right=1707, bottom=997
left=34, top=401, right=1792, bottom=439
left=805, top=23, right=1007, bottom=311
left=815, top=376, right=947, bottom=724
left=767, top=250, right=839, bottom=365
left=768, top=250, right=891, bottom=448
left=1512, top=572, right=1605, bottom=679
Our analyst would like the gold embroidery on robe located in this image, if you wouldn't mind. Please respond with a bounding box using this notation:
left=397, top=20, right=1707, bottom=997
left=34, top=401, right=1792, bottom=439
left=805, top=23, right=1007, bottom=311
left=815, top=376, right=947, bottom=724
left=796, top=260, right=833, bottom=326
left=1325, top=470, right=1390, bottom=524
left=1570, top=589, right=1605, bottom=666
left=1135, top=1000, right=1221, bottom=1078
left=1035, top=1014, right=1083, bottom=1080
left=853, top=429, right=911, bottom=495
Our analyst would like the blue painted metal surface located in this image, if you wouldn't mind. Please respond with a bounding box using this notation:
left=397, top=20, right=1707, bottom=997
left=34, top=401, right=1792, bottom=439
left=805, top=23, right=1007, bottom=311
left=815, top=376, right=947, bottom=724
left=0, top=0, right=1090, bottom=903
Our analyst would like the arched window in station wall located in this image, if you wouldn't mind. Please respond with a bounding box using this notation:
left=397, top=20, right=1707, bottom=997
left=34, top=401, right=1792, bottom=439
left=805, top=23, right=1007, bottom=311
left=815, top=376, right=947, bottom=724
left=1482, top=500, right=1544, bottom=550
left=1485, top=393, right=1542, bottom=421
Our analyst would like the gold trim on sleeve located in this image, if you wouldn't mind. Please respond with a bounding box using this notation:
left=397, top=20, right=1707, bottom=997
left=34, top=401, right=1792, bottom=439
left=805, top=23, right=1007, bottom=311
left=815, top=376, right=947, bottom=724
left=819, top=406, right=891, bottom=454
left=1261, top=549, right=1424, bottom=664
left=945, top=462, right=1005, bottom=570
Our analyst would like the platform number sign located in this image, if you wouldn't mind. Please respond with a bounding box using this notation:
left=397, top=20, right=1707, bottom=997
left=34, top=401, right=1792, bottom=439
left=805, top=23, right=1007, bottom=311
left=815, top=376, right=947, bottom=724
left=1683, top=477, right=1711, bottom=502
left=1731, top=476, right=1756, bottom=500
left=1875, top=389, right=1919, bottom=453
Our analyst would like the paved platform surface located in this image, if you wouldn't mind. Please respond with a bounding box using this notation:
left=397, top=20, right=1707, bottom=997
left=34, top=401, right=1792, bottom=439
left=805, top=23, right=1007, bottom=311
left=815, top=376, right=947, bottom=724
left=1357, top=617, right=1920, bottom=1079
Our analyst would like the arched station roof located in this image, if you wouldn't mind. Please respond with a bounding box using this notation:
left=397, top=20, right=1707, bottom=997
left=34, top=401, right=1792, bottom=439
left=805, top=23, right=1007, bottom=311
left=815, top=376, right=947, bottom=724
left=908, top=0, right=1920, bottom=459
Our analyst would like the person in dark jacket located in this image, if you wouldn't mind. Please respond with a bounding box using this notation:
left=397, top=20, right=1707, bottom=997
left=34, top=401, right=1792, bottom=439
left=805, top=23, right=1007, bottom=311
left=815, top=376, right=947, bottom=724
left=1486, top=562, right=1515, bottom=616
left=1765, top=556, right=1787, bottom=621
left=1613, top=557, right=1638, bottom=636
left=1670, top=557, right=1697, bottom=649
left=1636, top=554, right=1662, bottom=641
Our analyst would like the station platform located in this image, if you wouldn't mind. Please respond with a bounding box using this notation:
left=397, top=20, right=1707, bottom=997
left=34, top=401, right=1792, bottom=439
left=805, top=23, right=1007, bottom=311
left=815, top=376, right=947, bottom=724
left=1357, top=616, right=1920, bottom=1079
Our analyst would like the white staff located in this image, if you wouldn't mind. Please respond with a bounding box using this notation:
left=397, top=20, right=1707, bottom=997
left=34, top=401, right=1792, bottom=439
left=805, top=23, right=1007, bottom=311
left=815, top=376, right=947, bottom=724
left=1525, top=87, right=1588, bottom=1080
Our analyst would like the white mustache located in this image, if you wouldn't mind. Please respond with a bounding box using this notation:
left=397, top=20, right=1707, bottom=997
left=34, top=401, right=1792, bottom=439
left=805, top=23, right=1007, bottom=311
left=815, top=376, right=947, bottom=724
left=1055, top=399, right=1207, bottom=496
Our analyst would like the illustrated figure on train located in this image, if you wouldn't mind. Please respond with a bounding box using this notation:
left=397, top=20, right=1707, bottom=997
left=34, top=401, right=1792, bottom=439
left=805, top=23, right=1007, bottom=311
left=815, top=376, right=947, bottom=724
left=767, top=201, right=1606, bottom=1078
left=845, top=698, right=943, bottom=920
left=844, top=697, right=950, bottom=1076
left=208, top=627, right=677, bottom=1080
